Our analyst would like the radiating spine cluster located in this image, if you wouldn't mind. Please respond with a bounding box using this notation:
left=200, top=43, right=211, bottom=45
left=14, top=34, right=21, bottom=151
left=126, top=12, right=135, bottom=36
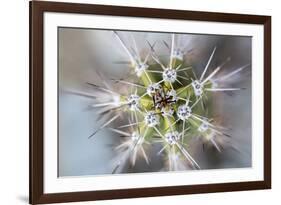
left=86, top=32, right=248, bottom=173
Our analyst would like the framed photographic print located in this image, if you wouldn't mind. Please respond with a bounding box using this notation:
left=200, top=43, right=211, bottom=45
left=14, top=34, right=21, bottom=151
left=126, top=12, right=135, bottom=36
left=29, top=1, right=271, bottom=204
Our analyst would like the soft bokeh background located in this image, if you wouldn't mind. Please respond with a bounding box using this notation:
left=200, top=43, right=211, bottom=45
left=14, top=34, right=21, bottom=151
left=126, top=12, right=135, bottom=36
left=58, top=28, right=251, bottom=177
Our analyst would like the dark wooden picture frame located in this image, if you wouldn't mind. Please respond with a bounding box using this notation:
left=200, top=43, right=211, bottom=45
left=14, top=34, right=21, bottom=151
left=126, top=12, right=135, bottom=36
left=30, top=1, right=271, bottom=204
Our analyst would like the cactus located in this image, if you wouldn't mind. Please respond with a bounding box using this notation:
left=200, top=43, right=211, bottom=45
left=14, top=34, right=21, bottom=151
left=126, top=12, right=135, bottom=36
left=86, top=32, right=249, bottom=173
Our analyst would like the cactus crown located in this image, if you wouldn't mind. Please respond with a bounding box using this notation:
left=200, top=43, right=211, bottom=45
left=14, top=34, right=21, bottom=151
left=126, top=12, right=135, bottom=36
left=87, top=32, right=247, bottom=173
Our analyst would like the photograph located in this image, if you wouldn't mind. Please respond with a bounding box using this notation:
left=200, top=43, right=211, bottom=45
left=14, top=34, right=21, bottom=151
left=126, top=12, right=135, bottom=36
left=58, top=28, right=252, bottom=177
